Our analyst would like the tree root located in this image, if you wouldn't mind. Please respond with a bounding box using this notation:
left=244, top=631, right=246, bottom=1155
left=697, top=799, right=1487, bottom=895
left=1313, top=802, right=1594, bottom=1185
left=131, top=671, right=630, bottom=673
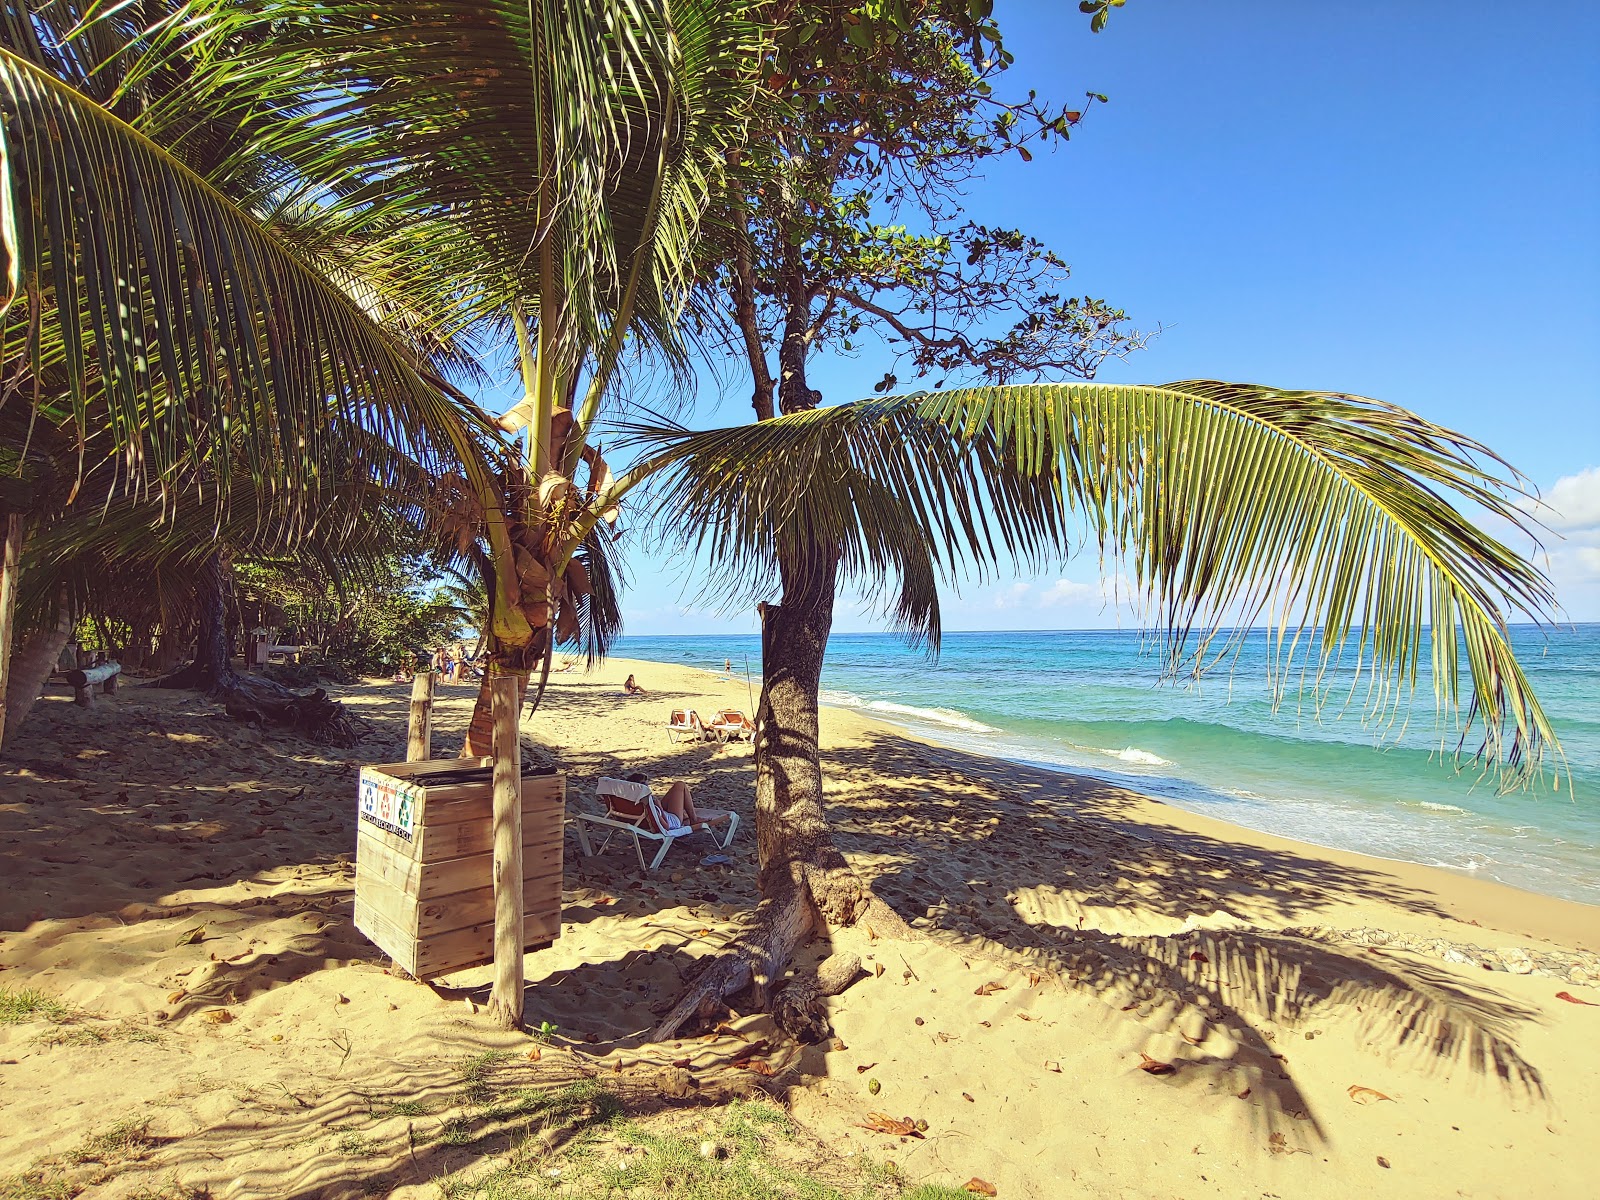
left=652, top=865, right=913, bottom=1044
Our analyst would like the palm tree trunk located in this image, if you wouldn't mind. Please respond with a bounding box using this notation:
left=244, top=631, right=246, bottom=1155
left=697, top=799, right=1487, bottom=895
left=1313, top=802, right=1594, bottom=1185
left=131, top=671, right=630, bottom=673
left=2, top=601, right=73, bottom=751
left=652, top=543, right=906, bottom=1041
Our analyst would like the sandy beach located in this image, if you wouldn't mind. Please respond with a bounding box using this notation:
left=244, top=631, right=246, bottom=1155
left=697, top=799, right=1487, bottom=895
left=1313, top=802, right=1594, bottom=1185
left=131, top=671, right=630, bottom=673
left=2, top=653, right=1597, bottom=1199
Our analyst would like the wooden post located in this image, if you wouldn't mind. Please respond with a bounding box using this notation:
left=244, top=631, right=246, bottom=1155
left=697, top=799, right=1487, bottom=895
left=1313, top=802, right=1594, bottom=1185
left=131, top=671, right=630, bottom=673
left=406, top=670, right=434, bottom=762
left=487, top=671, right=524, bottom=1029
left=0, top=515, right=21, bottom=747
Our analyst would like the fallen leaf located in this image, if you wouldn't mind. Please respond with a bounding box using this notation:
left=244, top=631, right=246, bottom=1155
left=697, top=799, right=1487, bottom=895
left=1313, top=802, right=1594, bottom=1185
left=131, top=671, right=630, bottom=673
left=1017, top=1012, right=1036, bottom=1022
left=167, top=990, right=187, bottom=1005
left=1377, top=1155, right=1391, bottom=1168
left=831, top=1038, right=848, bottom=1051
left=336, top=994, right=350, bottom=1005
left=964, top=1179, right=997, bottom=1196
left=173, top=926, right=207, bottom=947
left=874, top=962, right=885, bottom=977
left=528, top=1048, right=543, bottom=1062
left=1237, top=1087, right=1252, bottom=1100
left=1137, top=1053, right=1176, bottom=1076
left=693, top=928, right=712, bottom=937
left=1181, top=1031, right=1205, bottom=1045
left=1044, top=1060, right=1061, bottom=1073
left=203, top=1009, right=233, bottom=1025
left=974, top=982, right=1006, bottom=997
left=739, top=1059, right=776, bottom=1076
left=961, top=1092, right=975, bottom=1103
left=1189, top=951, right=1209, bottom=963
left=1027, top=972, right=1041, bottom=989
left=866, top=925, right=878, bottom=941
left=858, top=1113, right=923, bottom=1138
left=867, top=1078, right=881, bottom=1095
left=1348, top=1085, right=1394, bottom=1105
left=856, top=1062, right=878, bottom=1074
left=1555, top=991, right=1598, bottom=1006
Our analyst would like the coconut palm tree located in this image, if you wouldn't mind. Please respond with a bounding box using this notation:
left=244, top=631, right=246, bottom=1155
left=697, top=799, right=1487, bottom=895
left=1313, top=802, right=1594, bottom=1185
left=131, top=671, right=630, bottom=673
left=627, top=381, right=1562, bottom=1039
left=0, top=0, right=762, bottom=747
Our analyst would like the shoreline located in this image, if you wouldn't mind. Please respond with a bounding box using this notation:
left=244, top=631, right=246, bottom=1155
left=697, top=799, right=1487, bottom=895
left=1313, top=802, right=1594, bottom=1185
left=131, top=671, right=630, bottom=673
left=610, top=653, right=1598, bottom=952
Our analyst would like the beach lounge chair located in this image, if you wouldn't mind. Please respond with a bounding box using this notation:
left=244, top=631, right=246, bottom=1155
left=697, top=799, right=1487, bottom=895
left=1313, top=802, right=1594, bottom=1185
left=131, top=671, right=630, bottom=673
left=571, top=776, right=740, bottom=871
left=666, top=709, right=712, bottom=743
left=707, top=709, right=757, bottom=743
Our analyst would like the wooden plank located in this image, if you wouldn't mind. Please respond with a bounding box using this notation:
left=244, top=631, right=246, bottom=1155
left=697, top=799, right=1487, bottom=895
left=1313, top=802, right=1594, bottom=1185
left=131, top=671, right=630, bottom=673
left=413, top=910, right=561, bottom=980
left=357, top=836, right=562, bottom=901
left=355, top=865, right=561, bottom=939
left=357, top=790, right=558, bottom=862
left=354, top=895, right=421, bottom=977
left=419, top=802, right=564, bottom=864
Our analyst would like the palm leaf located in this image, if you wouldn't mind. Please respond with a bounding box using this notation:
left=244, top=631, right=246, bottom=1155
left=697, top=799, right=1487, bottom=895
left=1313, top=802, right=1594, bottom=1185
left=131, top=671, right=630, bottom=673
left=628, top=383, right=1561, bottom=788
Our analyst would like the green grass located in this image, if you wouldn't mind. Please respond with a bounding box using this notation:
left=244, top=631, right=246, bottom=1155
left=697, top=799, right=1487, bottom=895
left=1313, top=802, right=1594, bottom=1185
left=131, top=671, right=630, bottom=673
left=67, top=1118, right=153, bottom=1166
left=0, top=986, right=68, bottom=1025
left=333, top=1129, right=379, bottom=1157
left=432, top=1097, right=972, bottom=1200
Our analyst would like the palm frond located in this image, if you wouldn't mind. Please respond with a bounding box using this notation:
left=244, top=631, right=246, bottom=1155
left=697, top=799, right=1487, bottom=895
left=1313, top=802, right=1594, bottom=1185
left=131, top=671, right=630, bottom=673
left=629, top=383, right=1561, bottom=787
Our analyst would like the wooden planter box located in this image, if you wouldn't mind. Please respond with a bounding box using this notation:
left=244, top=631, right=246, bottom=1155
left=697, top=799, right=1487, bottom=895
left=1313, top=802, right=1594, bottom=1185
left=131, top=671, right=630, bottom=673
left=354, top=757, right=564, bottom=979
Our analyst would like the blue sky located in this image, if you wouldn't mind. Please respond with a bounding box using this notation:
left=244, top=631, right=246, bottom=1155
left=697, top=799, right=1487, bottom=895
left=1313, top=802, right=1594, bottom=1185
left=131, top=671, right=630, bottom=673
left=538, top=2, right=1600, bottom=635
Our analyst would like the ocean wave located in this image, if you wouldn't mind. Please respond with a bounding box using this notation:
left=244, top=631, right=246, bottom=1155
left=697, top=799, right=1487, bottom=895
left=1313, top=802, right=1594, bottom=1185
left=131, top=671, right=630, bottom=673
left=1103, top=746, right=1173, bottom=767
left=820, top=690, right=998, bottom=733
left=864, top=700, right=998, bottom=733
left=1407, top=801, right=1468, bottom=814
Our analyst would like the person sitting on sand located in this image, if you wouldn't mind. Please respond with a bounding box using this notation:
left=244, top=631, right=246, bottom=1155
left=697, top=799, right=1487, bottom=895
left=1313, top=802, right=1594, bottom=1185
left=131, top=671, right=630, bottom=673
left=624, top=673, right=646, bottom=695
left=625, top=772, right=731, bottom=834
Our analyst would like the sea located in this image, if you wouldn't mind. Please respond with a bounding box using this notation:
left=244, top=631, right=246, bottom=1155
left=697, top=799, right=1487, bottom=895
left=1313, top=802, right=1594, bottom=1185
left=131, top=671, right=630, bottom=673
left=613, top=626, right=1600, bottom=907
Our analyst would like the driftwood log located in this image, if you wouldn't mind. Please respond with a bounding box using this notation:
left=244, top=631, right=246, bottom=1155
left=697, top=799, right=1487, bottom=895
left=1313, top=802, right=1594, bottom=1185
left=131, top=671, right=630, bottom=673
left=218, top=672, right=366, bottom=746
left=64, top=662, right=120, bottom=708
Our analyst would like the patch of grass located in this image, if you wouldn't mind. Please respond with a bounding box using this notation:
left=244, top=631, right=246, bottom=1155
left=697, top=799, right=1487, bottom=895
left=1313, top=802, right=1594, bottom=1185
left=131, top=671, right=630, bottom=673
left=34, top=1020, right=162, bottom=1048
left=0, top=986, right=68, bottom=1025
left=432, top=1097, right=949, bottom=1200
left=0, top=1171, right=78, bottom=1200
left=455, top=1050, right=511, bottom=1106
left=67, top=1118, right=154, bottom=1167
left=333, top=1129, right=379, bottom=1157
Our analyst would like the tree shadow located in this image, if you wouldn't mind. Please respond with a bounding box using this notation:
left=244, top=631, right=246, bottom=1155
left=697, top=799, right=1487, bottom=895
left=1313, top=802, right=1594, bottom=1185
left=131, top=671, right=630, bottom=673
left=819, top=730, right=1549, bottom=1146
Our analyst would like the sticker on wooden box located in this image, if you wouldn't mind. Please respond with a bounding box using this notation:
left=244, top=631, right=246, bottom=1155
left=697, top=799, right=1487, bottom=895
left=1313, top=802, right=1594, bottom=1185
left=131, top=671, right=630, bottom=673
left=359, top=769, right=420, bottom=842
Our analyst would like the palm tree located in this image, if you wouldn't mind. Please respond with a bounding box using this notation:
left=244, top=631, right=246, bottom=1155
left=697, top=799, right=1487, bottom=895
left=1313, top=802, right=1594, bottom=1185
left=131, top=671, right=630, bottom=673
left=630, top=381, right=1562, bottom=1039
left=0, top=0, right=759, bottom=740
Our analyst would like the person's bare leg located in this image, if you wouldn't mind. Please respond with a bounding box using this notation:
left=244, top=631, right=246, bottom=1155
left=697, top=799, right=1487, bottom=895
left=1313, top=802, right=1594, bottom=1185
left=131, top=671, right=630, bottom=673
left=660, top=781, right=694, bottom=823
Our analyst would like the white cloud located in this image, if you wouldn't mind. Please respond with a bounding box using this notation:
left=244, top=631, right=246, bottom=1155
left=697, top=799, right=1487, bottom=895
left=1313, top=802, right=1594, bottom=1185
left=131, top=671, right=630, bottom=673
left=1040, top=578, right=1097, bottom=607
left=1538, top=466, right=1600, bottom=532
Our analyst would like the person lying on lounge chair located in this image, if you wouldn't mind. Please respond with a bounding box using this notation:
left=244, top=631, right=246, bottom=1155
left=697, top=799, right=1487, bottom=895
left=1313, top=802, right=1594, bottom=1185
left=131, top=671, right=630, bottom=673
left=624, top=772, right=732, bottom=833
left=624, top=674, right=646, bottom=695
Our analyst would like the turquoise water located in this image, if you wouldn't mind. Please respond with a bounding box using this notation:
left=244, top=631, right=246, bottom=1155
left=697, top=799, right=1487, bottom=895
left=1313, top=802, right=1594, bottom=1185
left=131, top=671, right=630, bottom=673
left=615, top=627, right=1600, bottom=906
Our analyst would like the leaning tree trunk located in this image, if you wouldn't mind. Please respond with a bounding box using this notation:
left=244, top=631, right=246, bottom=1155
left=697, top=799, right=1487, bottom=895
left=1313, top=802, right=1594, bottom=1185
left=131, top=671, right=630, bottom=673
left=1, top=601, right=74, bottom=751
left=652, top=545, right=906, bottom=1042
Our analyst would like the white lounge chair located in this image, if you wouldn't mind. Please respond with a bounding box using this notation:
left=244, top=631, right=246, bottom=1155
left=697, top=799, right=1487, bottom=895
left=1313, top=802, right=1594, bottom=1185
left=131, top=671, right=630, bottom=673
left=571, top=777, right=739, bottom=871
left=707, top=709, right=757, bottom=743
left=665, top=708, right=713, bottom=743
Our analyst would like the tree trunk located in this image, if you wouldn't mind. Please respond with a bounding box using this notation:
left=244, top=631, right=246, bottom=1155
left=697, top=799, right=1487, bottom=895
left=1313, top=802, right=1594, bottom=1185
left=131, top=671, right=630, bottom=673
left=154, top=550, right=237, bottom=692
left=1, top=600, right=73, bottom=751
left=0, top=514, right=23, bottom=748
left=652, top=544, right=905, bottom=1041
